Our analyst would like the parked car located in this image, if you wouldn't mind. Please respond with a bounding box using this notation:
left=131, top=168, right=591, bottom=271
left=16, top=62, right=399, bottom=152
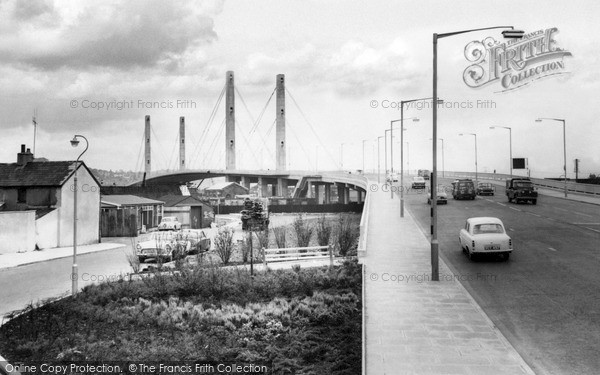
left=459, top=217, right=512, bottom=261
left=179, top=229, right=212, bottom=254
left=386, top=173, right=399, bottom=182
left=506, top=178, right=537, bottom=204
left=476, top=182, right=495, bottom=196
left=136, top=231, right=192, bottom=263
left=427, top=188, right=448, bottom=204
left=451, top=179, right=476, bottom=200
left=158, top=216, right=181, bottom=231
left=411, top=176, right=426, bottom=189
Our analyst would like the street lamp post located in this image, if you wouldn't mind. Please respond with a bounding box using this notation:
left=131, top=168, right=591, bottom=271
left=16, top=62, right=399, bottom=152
left=377, top=136, right=384, bottom=184
left=362, top=139, right=367, bottom=174
left=428, top=137, right=445, bottom=179
left=536, top=118, right=567, bottom=197
left=432, top=26, right=523, bottom=281
left=459, top=133, right=478, bottom=183
left=406, top=142, right=410, bottom=177
left=69, top=135, right=89, bottom=296
left=490, top=126, right=512, bottom=178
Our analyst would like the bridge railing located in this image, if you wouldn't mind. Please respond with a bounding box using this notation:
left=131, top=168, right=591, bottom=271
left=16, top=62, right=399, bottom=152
left=443, top=171, right=600, bottom=196
left=357, top=180, right=373, bottom=260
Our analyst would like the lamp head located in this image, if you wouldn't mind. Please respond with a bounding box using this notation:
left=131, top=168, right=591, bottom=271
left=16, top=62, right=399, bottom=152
left=458, top=133, right=464, bottom=136
left=535, top=119, right=543, bottom=122
left=489, top=126, right=495, bottom=129
left=70, top=137, right=79, bottom=147
left=413, top=118, right=420, bottom=122
left=502, top=29, right=525, bottom=39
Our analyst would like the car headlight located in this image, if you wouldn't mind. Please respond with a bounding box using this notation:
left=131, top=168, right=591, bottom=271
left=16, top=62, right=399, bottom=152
left=136, top=244, right=141, bottom=250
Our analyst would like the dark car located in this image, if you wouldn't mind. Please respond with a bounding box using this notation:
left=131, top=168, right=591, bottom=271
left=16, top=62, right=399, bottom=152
left=452, top=179, right=476, bottom=200
left=476, top=182, right=495, bottom=196
left=506, top=178, right=537, bottom=204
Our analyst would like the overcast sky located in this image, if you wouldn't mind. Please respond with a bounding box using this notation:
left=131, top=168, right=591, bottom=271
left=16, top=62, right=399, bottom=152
left=1, top=0, right=598, bottom=178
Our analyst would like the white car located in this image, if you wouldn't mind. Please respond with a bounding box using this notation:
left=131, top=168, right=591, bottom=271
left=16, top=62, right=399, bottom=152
left=411, top=176, right=426, bottom=189
left=459, top=217, right=512, bottom=261
left=386, top=173, right=399, bottom=182
left=427, top=189, right=448, bottom=205
left=158, top=216, right=181, bottom=231
left=136, top=231, right=191, bottom=263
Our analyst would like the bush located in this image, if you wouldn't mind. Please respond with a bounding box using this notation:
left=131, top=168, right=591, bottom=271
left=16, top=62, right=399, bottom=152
left=292, top=215, right=313, bottom=248
left=214, top=227, right=234, bottom=264
left=273, top=226, right=287, bottom=248
left=316, top=215, right=332, bottom=247
left=335, top=214, right=359, bottom=256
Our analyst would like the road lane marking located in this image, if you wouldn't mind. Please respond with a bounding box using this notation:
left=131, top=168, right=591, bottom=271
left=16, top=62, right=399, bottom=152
left=486, top=199, right=494, bottom=202
left=508, top=228, right=515, bottom=231
left=526, top=212, right=541, bottom=217
left=572, top=223, right=600, bottom=225
left=548, top=247, right=557, bottom=251
left=584, top=227, right=600, bottom=233
left=509, top=207, right=521, bottom=211
left=497, top=203, right=507, bottom=207
left=555, top=207, right=593, bottom=217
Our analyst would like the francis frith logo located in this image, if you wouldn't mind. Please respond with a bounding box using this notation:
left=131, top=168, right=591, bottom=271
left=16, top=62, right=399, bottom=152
left=463, top=27, right=572, bottom=92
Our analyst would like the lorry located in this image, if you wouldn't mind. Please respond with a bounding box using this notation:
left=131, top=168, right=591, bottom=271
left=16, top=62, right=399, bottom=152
left=451, top=179, right=476, bottom=200
left=505, top=178, right=538, bottom=205
left=418, top=169, right=431, bottom=180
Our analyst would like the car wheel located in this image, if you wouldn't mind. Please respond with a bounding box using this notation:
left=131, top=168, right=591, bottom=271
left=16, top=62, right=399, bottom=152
left=532, top=199, right=537, bottom=205
left=503, top=252, right=510, bottom=261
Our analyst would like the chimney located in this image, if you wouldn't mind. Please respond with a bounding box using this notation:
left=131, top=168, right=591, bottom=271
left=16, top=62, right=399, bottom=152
left=17, top=144, right=34, bottom=166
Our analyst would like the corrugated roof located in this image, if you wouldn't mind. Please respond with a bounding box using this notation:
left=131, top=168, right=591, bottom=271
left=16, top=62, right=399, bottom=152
left=0, top=161, right=89, bottom=187
left=158, top=194, right=211, bottom=207
left=101, top=195, right=164, bottom=207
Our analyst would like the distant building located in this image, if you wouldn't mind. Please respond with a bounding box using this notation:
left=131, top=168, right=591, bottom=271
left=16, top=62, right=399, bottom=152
left=158, top=195, right=214, bottom=229
left=100, top=195, right=164, bottom=237
left=204, top=182, right=249, bottom=199
left=0, top=144, right=100, bottom=253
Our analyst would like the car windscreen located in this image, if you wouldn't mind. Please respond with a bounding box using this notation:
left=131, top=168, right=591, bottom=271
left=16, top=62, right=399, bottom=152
left=473, top=224, right=504, bottom=234
left=514, top=182, right=533, bottom=188
left=457, top=182, right=473, bottom=188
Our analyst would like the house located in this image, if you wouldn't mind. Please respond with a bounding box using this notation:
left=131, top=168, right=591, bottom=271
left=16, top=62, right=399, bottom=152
left=158, top=195, right=214, bottom=229
left=0, top=145, right=100, bottom=253
left=204, top=182, right=249, bottom=199
left=100, top=195, right=164, bottom=237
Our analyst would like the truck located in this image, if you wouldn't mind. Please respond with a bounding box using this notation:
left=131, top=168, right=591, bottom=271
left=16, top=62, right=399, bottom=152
left=240, top=198, right=270, bottom=231
left=418, top=169, right=431, bottom=180
left=451, top=179, right=476, bottom=200
left=506, top=178, right=538, bottom=205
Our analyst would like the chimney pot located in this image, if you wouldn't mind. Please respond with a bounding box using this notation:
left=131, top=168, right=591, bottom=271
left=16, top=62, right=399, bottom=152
left=21, top=144, right=25, bottom=152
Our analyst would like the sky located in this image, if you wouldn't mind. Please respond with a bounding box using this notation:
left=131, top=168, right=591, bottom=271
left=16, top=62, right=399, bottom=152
left=1, top=0, right=599, bottom=178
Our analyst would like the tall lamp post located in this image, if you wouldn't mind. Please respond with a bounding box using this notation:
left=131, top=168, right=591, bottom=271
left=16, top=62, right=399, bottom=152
left=69, top=135, right=89, bottom=296
left=459, top=133, right=478, bottom=183
left=340, top=143, right=345, bottom=171
left=490, top=126, right=512, bottom=178
left=429, top=137, right=445, bottom=179
left=431, top=26, right=524, bottom=281
left=377, top=136, right=384, bottom=183
left=406, top=142, right=410, bottom=177
left=536, top=118, right=567, bottom=197
left=362, top=139, right=368, bottom=174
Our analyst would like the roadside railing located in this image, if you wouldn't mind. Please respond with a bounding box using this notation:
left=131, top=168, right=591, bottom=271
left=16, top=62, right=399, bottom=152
left=357, top=182, right=373, bottom=261
left=263, top=245, right=334, bottom=266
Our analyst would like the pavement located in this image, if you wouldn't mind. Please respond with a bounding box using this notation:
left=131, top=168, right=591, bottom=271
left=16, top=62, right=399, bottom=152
left=0, top=242, right=126, bottom=270
left=360, top=183, right=536, bottom=375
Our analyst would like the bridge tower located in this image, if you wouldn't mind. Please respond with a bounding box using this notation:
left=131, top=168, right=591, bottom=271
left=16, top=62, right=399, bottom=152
left=179, top=116, right=185, bottom=170
left=276, top=74, right=286, bottom=171
left=225, top=71, right=235, bottom=170
left=144, top=115, right=151, bottom=176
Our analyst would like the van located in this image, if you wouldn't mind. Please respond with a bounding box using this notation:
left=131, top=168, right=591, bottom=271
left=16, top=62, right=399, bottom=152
left=452, top=179, right=476, bottom=200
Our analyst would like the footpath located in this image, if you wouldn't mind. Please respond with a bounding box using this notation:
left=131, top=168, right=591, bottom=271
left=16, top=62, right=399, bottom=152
left=360, top=184, right=535, bottom=375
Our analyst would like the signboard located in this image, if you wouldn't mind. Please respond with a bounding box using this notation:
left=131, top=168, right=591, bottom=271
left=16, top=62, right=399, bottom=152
left=463, top=27, right=572, bottom=92
left=512, top=158, right=527, bottom=169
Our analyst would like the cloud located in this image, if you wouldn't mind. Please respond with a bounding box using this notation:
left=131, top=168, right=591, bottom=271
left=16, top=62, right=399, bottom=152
left=0, top=0, right=223, bottom=70
left=243, top=38, right=424, bottom=96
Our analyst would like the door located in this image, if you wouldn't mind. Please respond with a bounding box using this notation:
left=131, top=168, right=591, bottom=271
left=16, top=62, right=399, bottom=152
left=190, top=206, right=202, bottom=229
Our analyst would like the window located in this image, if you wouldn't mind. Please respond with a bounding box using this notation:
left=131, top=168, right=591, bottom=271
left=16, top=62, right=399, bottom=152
left=17, top=188, right=26, bottom=203
left=473, top=224, right=504, bottom=234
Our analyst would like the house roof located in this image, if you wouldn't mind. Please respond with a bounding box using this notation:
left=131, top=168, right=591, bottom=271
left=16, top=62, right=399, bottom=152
left=101, top=195, right=164, bottom=208
left=0, top=161, right=100, bottom=188
left=158, top=194, right=212, bottom=208
left=205, top=181, right=246, bottom=191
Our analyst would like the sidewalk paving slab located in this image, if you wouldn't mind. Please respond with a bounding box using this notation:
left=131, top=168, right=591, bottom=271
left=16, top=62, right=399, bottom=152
left=0, top=242, right=126, bottom=270
left=361, top=185, right=535, bottom=375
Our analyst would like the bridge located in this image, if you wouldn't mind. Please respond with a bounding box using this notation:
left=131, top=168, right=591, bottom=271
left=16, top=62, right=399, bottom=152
left=127, top=71, right=368, bottom=203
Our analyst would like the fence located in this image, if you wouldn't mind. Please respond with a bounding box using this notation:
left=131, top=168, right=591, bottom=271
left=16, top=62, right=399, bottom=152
left=216, top=203, right=364, bottom=215
left=357, top=185, right=373, bottom=260
left=263, top=245, right=334, bottom=266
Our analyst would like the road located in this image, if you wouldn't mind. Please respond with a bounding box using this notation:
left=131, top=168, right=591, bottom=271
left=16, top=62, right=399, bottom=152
left=403, top=178, right=600, bottom=375
left=0, top=242, right=133, bottom=321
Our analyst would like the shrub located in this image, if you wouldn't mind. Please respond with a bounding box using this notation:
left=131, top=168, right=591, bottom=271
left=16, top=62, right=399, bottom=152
left=238, top=236, right=251, bottom=263
left=273, top=226, right=287, bottom=249
left=335, top=214, right=359, bottom=256
left=214, top=227, right=234, bottom=264
left=316, top=215, right=332, bottom=247
left=292, top=215, right=313, bottom=248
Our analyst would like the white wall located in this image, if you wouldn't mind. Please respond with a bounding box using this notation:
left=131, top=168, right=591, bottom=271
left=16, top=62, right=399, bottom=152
left=36, top=209, right=59, bottom=249
left=57, top=167, right=100, bottom=246
left=0, top=211, right=35, bottom=254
